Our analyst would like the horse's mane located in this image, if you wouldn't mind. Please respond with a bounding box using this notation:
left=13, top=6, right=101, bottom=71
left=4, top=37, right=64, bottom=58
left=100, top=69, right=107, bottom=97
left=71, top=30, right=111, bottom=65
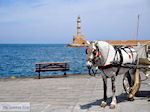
left=96, top=41, right=116, bottom=66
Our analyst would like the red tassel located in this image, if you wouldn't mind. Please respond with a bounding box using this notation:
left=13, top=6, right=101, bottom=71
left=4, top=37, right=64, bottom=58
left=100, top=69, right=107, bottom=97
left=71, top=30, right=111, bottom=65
left=129, top=55, right=131, bottom=59
left=99, top=68, right=102, bottom=70
left=96, top=52, right=101, bottom=56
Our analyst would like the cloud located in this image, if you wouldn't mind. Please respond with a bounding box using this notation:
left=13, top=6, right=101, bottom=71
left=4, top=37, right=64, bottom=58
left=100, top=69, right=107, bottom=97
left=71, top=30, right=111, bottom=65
left=0, top=0, right=149, bottom=43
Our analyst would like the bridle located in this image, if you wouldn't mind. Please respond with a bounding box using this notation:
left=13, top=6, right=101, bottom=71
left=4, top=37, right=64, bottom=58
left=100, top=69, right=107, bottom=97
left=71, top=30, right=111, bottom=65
left=86, top=45, right=101, bottom=76
left=86, top=47, right=99, bottom=62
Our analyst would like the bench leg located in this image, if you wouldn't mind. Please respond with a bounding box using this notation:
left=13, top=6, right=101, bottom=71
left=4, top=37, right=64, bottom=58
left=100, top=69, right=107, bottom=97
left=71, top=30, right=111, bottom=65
left=38, top=71, right=40, bottom=79
left=64, top=71, right=67, bottom=77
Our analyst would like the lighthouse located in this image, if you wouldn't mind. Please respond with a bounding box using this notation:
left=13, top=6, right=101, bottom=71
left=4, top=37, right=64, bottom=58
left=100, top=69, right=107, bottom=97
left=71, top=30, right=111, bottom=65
left=71, top=16, right=87, bottom=46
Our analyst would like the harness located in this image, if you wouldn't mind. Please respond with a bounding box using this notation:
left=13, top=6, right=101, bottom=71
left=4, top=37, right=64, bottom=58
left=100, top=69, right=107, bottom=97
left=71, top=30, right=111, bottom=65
left=86, top=43, right=135, bottom=76
left=114, top=47, right=123, bottom=75
left=114, top=46, right=123, bottom=65
left=96, top=45, right=133, bottom=76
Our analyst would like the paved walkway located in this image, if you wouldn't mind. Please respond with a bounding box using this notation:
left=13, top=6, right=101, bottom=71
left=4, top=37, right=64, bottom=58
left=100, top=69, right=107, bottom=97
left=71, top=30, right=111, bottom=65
left=0, top=74, right=149, bottom=112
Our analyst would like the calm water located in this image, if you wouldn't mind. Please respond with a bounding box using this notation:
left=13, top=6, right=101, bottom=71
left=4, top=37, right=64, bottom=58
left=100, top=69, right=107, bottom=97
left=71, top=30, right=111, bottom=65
left=0, top=44, right=88, bottom=77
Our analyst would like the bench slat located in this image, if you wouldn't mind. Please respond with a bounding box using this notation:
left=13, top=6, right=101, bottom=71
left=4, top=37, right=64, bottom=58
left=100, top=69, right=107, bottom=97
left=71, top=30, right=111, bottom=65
left=36, top=62, right=71, bottom=65
left=35, top=68, right=69, bottom=72
left=35, top=62, right=70, bottom=79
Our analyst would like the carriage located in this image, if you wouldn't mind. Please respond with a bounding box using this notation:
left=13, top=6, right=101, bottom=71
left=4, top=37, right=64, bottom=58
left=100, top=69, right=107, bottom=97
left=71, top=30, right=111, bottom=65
left=86, top=41, right=150, bottom=108
left=90, top=44, right=150, bottom=96
left=122, top=55, right=150, bottom=98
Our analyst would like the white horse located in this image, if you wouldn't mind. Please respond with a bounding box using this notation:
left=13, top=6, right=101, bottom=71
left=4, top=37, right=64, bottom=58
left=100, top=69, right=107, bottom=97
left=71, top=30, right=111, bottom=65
left=86, top=41, right=138, bottom=109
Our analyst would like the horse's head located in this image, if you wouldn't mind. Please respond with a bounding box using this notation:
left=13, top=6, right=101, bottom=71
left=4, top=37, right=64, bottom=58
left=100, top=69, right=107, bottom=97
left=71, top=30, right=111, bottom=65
left=86, top=41, right=102, bottom=69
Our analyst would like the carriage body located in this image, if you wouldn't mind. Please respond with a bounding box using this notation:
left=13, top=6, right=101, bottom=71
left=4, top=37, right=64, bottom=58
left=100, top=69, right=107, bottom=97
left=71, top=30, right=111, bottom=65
left=118, top=44, right=150, bottom=97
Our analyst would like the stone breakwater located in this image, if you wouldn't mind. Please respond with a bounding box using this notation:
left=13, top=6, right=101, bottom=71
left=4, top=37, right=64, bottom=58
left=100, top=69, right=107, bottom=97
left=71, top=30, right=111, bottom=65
left=65, top=44, right=88, bottom=47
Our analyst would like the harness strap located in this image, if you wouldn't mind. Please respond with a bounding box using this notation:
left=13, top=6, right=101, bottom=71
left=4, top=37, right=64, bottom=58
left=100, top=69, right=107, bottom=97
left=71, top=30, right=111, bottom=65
left=115, top=47, right=123, bottom=75
left=115, top=66, right=121, bottom=76
left=99, top=46, right=123, bottom=76
left=118, top=48, right=123, bottom=64
left=98, top=64, right=121, bottom=76
left=121, top=47, right=132, bottom=59
left=114, top=46, right=123, bottom=64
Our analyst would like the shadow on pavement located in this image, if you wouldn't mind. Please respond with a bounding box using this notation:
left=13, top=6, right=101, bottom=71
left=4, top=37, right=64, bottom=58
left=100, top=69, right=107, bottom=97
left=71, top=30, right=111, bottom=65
left=80, top=93, right=128, bottom=110
left=136, top=91, right=150, bottom=97
left=135, top=91, right=150, bottom=102
left=80, top=91, right=150, bottom=110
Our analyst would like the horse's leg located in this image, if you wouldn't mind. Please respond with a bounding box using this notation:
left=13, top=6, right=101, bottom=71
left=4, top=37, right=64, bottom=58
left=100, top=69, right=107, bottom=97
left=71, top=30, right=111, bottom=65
left=110, top=76, right=117, bottom=109
left=100, top=76, right=107, bottom=107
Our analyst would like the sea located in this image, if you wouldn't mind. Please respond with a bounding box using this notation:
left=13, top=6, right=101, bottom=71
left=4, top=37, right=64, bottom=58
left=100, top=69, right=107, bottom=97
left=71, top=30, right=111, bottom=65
left=0, top=44, right=89, bottom=78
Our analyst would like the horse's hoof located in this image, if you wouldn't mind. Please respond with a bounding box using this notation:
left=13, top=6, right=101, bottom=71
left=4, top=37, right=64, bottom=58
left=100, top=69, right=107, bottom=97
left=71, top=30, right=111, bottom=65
left=110, top=104, right=116, bottom=109
left=100, top=101, right=107, bottom=108
left=128, top=97, right=134, bottom=101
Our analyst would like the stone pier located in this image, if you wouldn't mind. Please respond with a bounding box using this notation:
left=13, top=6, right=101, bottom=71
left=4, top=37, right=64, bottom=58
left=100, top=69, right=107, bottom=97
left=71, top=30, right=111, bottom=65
left=0, top=74, right=149, bottom=112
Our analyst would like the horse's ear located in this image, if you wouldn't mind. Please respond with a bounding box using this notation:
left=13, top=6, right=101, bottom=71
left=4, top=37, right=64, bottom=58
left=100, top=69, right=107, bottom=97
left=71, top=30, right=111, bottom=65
left=93, top=41, right=98, bottom=46
left=86, top=41, right=91, bottom=45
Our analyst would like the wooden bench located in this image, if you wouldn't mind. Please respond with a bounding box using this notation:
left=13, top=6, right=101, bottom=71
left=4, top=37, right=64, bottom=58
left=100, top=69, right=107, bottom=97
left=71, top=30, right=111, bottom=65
left=35, top=62, right=70, bottom=79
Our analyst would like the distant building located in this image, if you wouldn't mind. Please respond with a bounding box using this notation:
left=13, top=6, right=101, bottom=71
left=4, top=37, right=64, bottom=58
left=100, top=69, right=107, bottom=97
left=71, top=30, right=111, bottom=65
left=66, top=16, right=88, bottom=47
left=104, top=40, right=150, bottom=46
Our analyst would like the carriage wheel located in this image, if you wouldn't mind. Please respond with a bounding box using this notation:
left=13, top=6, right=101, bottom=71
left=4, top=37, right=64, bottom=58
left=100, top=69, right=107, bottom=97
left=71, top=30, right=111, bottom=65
left=123, top=72, right=141, bottom=94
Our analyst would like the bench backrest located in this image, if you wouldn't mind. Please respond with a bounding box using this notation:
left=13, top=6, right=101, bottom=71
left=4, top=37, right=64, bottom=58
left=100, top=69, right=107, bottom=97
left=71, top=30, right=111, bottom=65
left=35, top=62, right=70, bottom=72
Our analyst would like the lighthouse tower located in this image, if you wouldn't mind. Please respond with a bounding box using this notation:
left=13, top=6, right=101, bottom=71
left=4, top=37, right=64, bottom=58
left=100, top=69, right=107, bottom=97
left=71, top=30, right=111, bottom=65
left=72, top=16, right=87, bottom=46
left=77, top=16, right=81, bottom=35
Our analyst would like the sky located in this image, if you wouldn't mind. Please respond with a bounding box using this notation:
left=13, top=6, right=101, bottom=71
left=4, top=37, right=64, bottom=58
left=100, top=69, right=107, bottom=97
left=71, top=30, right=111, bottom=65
left=0, top=0, right=150, bottom=44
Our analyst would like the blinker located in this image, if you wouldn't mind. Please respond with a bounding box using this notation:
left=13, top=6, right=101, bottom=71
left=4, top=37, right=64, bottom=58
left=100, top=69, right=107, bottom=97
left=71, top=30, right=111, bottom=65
left=86, top=48, right=95, bottom=54
left=85, top=48, right=90, bottom=54
left=85, top=48, right=88, bottom=54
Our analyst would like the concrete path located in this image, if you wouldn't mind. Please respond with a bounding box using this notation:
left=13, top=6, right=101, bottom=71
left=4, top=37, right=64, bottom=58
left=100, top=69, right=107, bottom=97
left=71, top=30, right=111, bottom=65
left=0, top=74, right=149, bottom=112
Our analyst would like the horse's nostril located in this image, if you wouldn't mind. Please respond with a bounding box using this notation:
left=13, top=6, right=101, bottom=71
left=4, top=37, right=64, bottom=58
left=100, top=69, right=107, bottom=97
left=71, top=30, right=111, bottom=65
left=87, top=58, right=92, bottom=62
